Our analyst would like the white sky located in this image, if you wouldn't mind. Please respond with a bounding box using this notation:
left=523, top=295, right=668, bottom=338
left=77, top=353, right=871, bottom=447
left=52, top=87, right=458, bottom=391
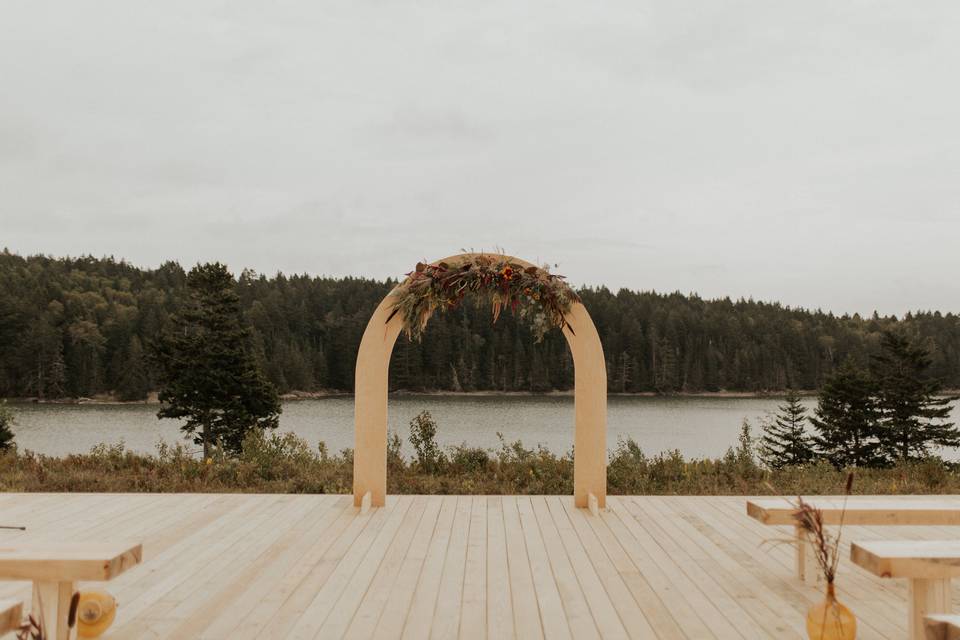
left=1, top=0, right=958, bottom=316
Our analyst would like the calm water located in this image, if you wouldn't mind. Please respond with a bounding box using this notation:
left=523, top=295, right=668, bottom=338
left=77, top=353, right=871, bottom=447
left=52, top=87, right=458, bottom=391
left=7, top=396, right=960, bottom=460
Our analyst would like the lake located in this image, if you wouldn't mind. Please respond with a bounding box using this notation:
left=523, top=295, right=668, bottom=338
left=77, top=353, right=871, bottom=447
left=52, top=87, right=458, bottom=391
left=7, top=395, right=960, bottom=460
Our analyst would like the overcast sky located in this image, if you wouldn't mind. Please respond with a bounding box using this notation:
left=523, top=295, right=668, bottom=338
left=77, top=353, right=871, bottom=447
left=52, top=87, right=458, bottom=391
left=1, top=1, right=958, bottom=316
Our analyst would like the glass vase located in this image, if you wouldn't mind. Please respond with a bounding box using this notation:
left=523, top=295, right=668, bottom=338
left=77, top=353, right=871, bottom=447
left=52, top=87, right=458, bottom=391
left=806, top=582, right=856, bottom=640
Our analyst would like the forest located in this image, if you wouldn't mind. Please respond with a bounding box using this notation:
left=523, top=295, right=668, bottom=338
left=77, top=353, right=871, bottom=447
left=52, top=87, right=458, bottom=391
left=1, top=250, right=959, bottom=400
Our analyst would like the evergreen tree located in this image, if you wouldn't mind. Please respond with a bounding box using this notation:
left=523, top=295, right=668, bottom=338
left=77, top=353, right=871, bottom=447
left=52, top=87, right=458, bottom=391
left=0, top=400, right=15, bottom=452
left=810, top=362, right=883, bottom=468
left=45, top=343, right=66, bottom=399
left=759, top=391, right=815, bottom=468
left=117, top=336, right=151, bottom=401
left=152, top=263, right=281, bottom=457
left=870, top=330, right=958, bottom=461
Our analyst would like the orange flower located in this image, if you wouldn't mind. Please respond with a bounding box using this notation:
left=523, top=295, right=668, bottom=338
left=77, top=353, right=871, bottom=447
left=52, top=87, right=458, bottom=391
left=501, top=266, right=513, bottom=279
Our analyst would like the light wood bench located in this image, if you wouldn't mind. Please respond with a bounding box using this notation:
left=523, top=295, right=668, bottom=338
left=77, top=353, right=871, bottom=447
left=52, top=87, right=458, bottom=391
left=0, top=543, right=142, bottom=640
left=851, top=540, right=960, bottom=640
left=747, top=498, right=960, bottom=585
left=0, top=598, right=24, bottom=635
left=927, top=614, right=960, bottom=640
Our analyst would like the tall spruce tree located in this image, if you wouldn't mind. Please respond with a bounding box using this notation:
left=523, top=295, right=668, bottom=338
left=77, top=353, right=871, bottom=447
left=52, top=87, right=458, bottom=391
left=152, top=263, right=281, bottom=457
left=117, top=336, right=151, bottom=401
left=0, top=400, right=15, bottom=452
left=870, top=330, right=957, bottom=461
left=810, top=361, right=883, bottom=468
left=759, top=390, right=815, bottom=468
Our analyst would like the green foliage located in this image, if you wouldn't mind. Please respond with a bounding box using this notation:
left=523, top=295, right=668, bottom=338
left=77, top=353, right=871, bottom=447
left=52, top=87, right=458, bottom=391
left=152, top=263, right=281, bottom=457
left=759, top=391, right=815, bottom=468
left=448, top=443, right=492, bottom=473
left=238, top=430, right=317, bottom=480
left=116, top=336, right=151, bottom=401
left=810, top=332, right=958, bottom=468
left=4, top=251, right=960, bottom=397
left=725, top=419, right=762, bottom=480
left=0, top=400, right=15, bottom=451
left=6, top=430, right=960, bottom=496
left=871, top=330, right=958, bottom=460
left=810, top=361, right=884, bottom=467
left=408, top=410, right=445, bottom=472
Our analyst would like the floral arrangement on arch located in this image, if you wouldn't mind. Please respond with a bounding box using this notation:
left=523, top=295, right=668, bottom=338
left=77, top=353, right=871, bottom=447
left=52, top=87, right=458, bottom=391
left=387, top=254, right=580, bottom=341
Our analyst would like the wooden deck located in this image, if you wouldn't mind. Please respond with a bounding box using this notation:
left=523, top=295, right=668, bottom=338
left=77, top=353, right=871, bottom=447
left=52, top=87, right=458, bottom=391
left=1, top=493, right=959, bottom=639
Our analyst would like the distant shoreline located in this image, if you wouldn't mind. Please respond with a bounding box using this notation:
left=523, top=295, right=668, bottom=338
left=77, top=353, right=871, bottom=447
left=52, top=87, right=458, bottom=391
left=9, top=388, right=960, bottom=405
left=6, top=389, right=810, bottom=405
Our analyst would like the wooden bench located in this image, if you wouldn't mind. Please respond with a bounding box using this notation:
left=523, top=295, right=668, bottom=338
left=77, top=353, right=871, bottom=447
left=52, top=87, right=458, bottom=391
left=851, top=540, right=960, bottom=640
left=0, top=543, right=142, bottom=640
left=0, top=598, right=24, bottom=635
left=926, top=614, right=960, bottom=640
left=747, top=497, right=960, bottom=585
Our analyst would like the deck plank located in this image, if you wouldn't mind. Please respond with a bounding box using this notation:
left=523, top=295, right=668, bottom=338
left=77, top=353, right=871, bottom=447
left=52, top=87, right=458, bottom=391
left=518, top=495, right=574, bottom=640
left=0, top=493, right=955, bottom=639
left=531, top=496, right=601, bottom=640
left=459, top=495, right=488, bottom=640
left=343, top=496, right=430, bottom=639
left=485, top=497, right=514, bottom=640
left=552, top=497, right=661, bottom=639
left=429, top=495, right=472, bottom=640
left=401, top=495, right=458, bottom=640
left=502, top=495, right=546, bottom=639
left=368, top=497, right=445, bottom=640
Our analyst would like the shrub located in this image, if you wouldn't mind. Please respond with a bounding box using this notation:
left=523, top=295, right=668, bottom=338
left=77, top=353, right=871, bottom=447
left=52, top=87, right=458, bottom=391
left=448, top=444, right=491, bottom=473
left=408, top=410, right=446, bottom=472
left=4, top=410, right=960, bottom=496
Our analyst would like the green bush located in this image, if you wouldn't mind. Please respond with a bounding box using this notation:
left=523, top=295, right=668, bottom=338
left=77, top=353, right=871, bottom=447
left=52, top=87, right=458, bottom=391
left=3, top=413, right=960, bottom=496
left=408, top=410, right=445, bottom=472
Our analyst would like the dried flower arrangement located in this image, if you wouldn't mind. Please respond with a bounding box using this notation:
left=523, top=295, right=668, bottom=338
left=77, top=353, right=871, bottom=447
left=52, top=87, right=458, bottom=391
left=386, top=254, right=580, bottom=341
left=15, top=590, right=79, bottom=640
left=16, top=613, right=44, bottom=640
left=791, top=473, right=857, bottom=640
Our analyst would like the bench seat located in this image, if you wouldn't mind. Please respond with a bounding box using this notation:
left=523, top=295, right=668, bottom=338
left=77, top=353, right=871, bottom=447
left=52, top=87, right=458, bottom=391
left=851, top=540, right=960, bottom=640
left=926, top=614, right=960, bottom=640
left=0, top=543, right=142, bottom=640
left=0, top=598, right=23, bottom=635
left=746, top=497, right=960, bottom=584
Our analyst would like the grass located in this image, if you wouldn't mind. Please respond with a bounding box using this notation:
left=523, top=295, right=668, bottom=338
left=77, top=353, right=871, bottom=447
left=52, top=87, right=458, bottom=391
left=1, top=426, right=959, bottom=495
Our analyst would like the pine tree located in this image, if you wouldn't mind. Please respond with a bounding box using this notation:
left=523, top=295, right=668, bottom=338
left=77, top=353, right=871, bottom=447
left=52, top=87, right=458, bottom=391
left=810, top=362, right=883, bottom=468
left=617, top=350, right=632, bottom=392
left=117, top=336, right=151, bottom=401
left=46, top=343, right=66, bottom=399
left=759, top=390, right=815, bottom=468
left=0, top=400, right=15, bottom=452
left=152, top=263, right=281, bottom=457
left=870, top=330, right=958, bottom=461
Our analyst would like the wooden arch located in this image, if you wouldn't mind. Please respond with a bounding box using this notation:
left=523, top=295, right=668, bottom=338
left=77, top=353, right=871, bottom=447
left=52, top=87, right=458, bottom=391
left=353, top=253, right=607, bottom=509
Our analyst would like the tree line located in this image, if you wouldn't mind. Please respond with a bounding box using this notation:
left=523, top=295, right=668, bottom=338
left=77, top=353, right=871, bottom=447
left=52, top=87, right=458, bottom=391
left=2, top=250, right=960, bottom=400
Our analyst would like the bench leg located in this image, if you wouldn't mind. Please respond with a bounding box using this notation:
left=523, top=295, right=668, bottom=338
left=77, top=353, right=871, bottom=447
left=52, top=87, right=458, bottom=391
left=795, top=525, right=819, bottom=586
left=908, top=578, right=951, bottom=640
left=795, top=525, right=805, bottom=580
left=32, top=580, right=77, bottom=640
